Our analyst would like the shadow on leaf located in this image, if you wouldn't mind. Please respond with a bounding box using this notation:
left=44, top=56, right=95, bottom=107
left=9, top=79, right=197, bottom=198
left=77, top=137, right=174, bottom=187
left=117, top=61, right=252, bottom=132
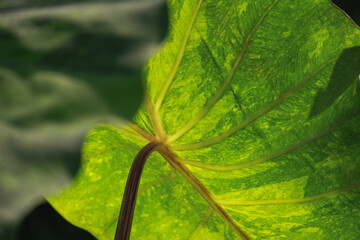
left=310, top=46, right=360, bottom=118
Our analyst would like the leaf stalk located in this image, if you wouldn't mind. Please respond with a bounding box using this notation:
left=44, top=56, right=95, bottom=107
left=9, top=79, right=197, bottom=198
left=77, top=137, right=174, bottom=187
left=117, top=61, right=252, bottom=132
left=114, top=142, right=160, bottom=240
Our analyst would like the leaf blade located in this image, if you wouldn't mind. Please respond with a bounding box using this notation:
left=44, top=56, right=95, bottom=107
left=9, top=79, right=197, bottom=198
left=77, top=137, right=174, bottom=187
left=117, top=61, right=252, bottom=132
left=50, top=0, right=360, bottom=239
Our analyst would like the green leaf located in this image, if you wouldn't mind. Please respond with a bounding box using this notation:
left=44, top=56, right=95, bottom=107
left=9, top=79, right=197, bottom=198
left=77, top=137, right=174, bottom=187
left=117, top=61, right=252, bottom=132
left=309, top=46, right=360, bottom=117
left=49, top=0, right=360, bottom=239
left=0, top=0, right=167, bottom=230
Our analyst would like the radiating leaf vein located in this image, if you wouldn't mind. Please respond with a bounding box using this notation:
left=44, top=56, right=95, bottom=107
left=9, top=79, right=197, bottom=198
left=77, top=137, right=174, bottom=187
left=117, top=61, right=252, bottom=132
left=159, top=148, right=251, bottom=239
left=154, top=0, right=204, bottom=110
left=167, top=0, right=279, bottom=143
left=99, top=168, right=177, bottom=237
left=138, top=168, right=176, bottom=195
left=175, top=108, right=360, bottom=170
left=84, top=144, right=139, bottom=163
left=216, top=182, right=360, bottom=206
left=188, top=207, right=213, bottom=240
left=172, top=56, right=339, bottom=150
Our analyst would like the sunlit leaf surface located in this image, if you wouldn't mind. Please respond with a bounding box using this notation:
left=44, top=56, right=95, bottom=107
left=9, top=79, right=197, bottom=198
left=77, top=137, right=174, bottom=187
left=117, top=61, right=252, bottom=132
left=50, top=0, right=360, bottom=239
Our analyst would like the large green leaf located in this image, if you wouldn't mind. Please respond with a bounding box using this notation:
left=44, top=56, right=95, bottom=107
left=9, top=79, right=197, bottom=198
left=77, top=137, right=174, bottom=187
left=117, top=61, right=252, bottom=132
left=49, top=0, right=360, bottom=239
left=0, top=0, right=167, bottom=232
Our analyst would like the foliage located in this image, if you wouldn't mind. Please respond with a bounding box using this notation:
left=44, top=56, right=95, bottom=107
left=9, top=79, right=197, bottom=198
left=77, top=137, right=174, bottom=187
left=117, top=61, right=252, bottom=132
left=50, top=0, right=360, bottom=239
left=51, top=0, right=360, bottom=239
left=45, top=0, right=360, bottom=239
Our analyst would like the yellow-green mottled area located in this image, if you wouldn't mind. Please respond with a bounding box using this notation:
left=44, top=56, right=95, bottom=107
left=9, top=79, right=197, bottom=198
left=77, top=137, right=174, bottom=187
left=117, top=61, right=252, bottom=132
left=49, top=0, right=360, bottom=239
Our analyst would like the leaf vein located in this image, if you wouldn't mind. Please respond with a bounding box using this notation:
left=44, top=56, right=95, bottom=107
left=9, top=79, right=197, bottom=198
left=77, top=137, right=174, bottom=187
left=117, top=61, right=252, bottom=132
left=159, top=147, right=251, bottom=240
left=176, top=108, right=360, bottom=170
left=172, top=56, right=339, bottom=150
left=216, top=182, right=360, bottom=206
left=99, top=168, right=177, bottom=237
left=168, top=0, right=280, bottom=143
left=188, top=207, right=213, bottom=240
left=154, top=0, right=204, bottom=111
left=83, top=144, right=139, bottom=163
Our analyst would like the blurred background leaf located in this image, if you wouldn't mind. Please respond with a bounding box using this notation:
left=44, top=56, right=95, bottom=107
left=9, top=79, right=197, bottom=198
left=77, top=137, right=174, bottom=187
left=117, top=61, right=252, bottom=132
left=0, top=0, right=167, bottom=238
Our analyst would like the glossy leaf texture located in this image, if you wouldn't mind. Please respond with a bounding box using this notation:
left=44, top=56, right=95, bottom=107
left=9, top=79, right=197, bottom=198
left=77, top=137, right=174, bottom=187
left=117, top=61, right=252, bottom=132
left=0, top=0, right=167, bottom=231
left=50, top=0, right=360, bottom=239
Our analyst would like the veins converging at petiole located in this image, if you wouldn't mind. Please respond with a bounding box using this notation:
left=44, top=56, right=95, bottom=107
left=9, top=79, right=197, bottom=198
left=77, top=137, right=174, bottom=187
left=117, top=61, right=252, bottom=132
left=114, top=139, right=250, bottom=240
left=157, top=145, right=251, bottom=240
left=114, top=0, right=360, bottom=238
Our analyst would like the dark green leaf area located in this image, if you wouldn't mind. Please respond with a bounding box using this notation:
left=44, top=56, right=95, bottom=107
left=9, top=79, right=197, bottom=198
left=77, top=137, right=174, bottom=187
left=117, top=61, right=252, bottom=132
left=310, top=46, right=360, bottom=117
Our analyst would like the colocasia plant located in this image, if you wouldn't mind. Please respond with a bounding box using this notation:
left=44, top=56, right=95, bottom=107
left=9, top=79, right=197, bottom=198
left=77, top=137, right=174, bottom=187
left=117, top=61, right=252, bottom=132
left=49, top=0, right=360, bottom=239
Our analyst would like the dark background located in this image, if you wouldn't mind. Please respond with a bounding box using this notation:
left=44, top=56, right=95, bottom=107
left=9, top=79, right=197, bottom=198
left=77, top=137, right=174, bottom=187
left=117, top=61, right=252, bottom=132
left=16, top=1, right=360, bottom=240
left=332, top=0, right=360, bottom=25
